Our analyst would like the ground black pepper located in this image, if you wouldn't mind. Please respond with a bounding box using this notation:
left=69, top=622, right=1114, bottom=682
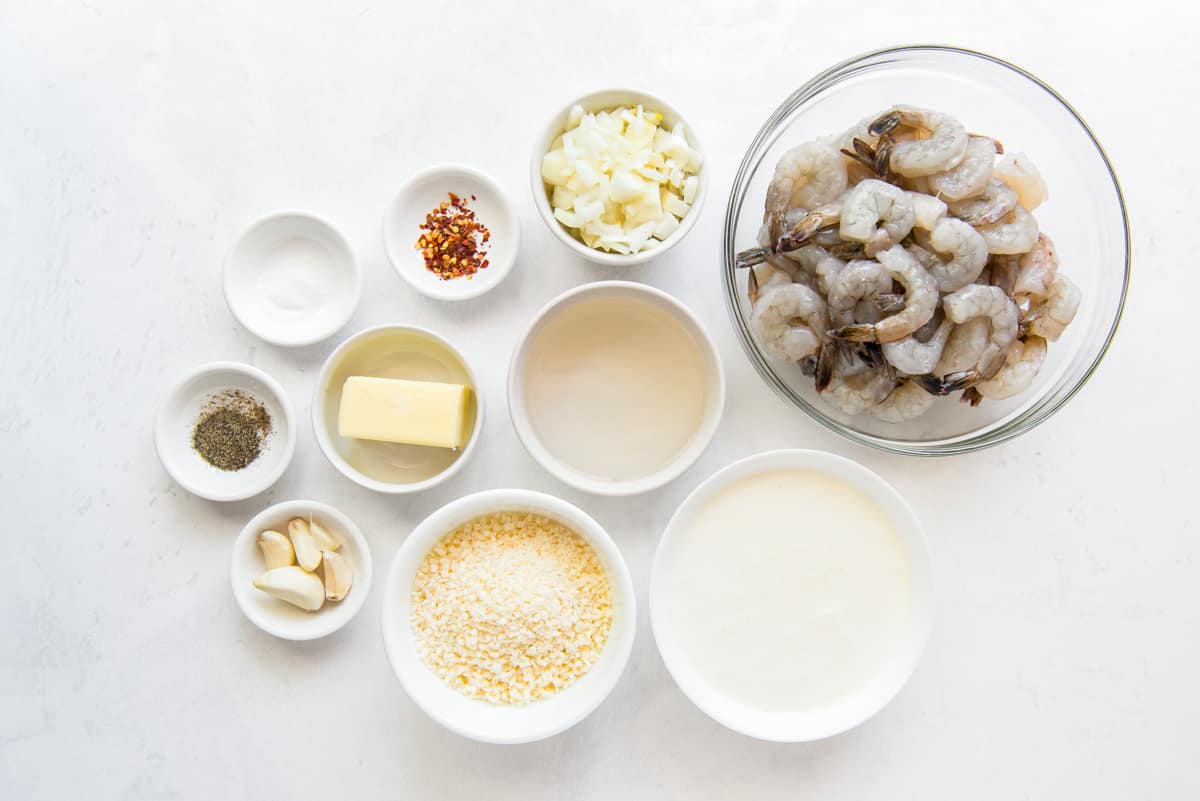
left=191, top=389, right=272, bottom=471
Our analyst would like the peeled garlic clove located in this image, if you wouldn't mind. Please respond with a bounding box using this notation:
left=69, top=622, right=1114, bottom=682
left=321, top=550, right=353, bottom=601
left=287, top=518, right=321, bottom=572
left=257, top=530, right=295, bottom=570
left=253, top=566, right=325, bottom=611
left=309, top=519, right=341, bottom=552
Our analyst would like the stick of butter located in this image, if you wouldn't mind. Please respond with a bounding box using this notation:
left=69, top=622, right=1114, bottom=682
left=337, top=376, right=471, bottom=449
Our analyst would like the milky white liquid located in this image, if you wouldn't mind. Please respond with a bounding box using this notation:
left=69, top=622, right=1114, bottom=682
left=659, top=469, right=912, bottom=715
left=523, top=297, right=709, bottom=481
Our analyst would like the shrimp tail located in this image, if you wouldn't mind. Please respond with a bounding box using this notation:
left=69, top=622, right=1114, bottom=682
left=775, top=219, right=825, bottom=254
left=868, top=111, right=901, bottom=137
left=814, top=343, right=835, bottom=393
left=911, top=373, right=951, bottom=396
left=961, top=386, right=984, bottom=406
left=874, top=293, right=906, bottom=313
left=735, top=247, right=769, bottom=270
left=799, top=355, right=817, bottom=377
left=941, top=370, right=979, bottom=393
left=828, top=323, right=880, bottom=343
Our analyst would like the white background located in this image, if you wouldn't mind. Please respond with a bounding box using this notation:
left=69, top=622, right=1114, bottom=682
left=2, top=1, right=1196, bottom=798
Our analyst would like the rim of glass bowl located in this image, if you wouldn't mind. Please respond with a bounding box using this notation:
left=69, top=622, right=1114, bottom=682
left=722, top=44, right=1130, bottom=457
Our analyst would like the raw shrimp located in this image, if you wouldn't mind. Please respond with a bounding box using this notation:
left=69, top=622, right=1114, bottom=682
left=925, top=217, right=988, bottom=292
left=822, top=368, right=896, bottom=416
left=749, top=283, right=829, bottom=362
left=977, top=204, right=1039, bottom=255
left=947, top=178, right=1017, bottom=227
left=927, top=136, right=998, bottom=201
left=1025, top=273, right=1081, bottom=341
left=934, top=318, right=989, bottom=376
left=975, top=336, right=1048, bottom=399
left=994, top=152, right=1047, bottom=211
left=882, top=319, right=954, bottom=375
left=869, top=105, right=968, bottom=178
left=827, top=259, right=891, bottom=328
left=988, top=254, right=1020, bottom=296
left=1012, top=233, right=1058, bottom=300
left=765, top=139, right=848, bottom=218
left=829, top=245, right=938, bottom=343
left=838, top=179, right=915, bottom=252
left=941, top=284, right=1020, bottom=380
left=870, top=380, right=936, bottom=422
left=785, top=245, right=847, bottom=296
left=909, top=191, right=948, bottom=230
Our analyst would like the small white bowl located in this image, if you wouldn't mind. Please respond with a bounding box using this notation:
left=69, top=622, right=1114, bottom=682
left=380, top=489, right=636, bottom=744
left=531, top=88, right=708, bottom=267
left=650, top=449, right=935, bottom=742
left=231, top=500, right=373, bottom=641
left=224, top=210, right=361, bottom=346
left=508, top=281, right=724, bottom=495
left=383, top=164, right=520, bottom=301
left=312, top=325, right=483, bottom=494
left=155, top=361, right=296, bottom=502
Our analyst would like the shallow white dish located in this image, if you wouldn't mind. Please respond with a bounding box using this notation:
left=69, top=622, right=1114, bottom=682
left=650, top=449, right=934, bottom=742
left=507, top=281, right=724, bottom=496
left=530, top=87, right=708, bottom=267
left=223, top=210, right=360, bottom=346
left=312, top=325, right=483, bottom=494
left=382, top=164, right=519, bottom=301
left=231, top=500, right=372, bottom=641
left=155, top=361, right=295, bottom=502
left=380, top=488, right=636, bottom=744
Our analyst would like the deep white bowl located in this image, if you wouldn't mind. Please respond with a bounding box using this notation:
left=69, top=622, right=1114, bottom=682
left=650, top=449, right=934, bottom=742
left=231, top=500, right=372, bottom=641
left=507, top=281, right=725, bottom=496
left=223, top=210, right=360, bottom=346
left=312, top=325, right=483, bottom=494
left=380, top=489, right=636, bottom=744
left=383, top=164, right=519, bottom=301
left=531, top=88, right=707, bottom=266
left=155, top=361, right=295, bottom=502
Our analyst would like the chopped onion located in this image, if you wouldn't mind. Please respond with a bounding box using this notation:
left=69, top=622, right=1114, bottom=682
left=543, top=104, right=702, bottom=253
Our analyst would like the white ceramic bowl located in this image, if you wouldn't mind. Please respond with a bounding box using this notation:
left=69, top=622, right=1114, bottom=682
left=155, top=361, right=295, bottom=502
left=650, top=449, right=935, bottom=742
left=380, top=489, right=636, bottom=744
left=223, top=210, right=361, bottom=346
left=530, top=88, right=708, bottom=267
left=508, top=281, right=724, bottom=495
left=383, top=164, right=520, bottom=301
left=231, top=500, right=373, bottom=641
left=312, top=325, right=483, bottom=494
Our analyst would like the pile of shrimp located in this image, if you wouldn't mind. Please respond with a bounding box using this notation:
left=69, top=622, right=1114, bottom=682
left=736, top=104, right=1081, bottom=423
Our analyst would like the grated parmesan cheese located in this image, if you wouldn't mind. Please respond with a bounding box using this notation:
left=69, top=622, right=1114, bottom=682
left=410, top=511, right=613, bottom=706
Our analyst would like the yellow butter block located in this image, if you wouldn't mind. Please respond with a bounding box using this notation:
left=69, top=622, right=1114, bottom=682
left=337, top=376, right=471, bottom=449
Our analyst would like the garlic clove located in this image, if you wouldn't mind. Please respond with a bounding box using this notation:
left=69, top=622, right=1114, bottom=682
left=253, top=566, right=325, bottom=611
left=309, top=519, right=342, bottom=552
left=257, top=530, right=295, bottom=570
left=321, top=550, right=353, bottom=601
left=287, top=518, right=322, bottom=572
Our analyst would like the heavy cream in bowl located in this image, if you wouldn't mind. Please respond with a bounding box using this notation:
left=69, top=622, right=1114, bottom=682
left=650, top=449, right=933, bottom=741
left=508, top=282, right=724, bottom=495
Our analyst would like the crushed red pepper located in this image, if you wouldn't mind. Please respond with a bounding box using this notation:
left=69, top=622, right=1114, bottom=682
left=415, top=192, right=491, bottom=280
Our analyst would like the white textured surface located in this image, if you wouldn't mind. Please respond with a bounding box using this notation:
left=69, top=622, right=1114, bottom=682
left=1, top=2, right=1195, bottom=798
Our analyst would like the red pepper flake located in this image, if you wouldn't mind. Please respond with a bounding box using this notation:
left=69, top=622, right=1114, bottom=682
left=414, top=192, right=492, bottom=280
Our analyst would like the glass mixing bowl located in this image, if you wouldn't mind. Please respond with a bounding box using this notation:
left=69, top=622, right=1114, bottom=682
left=723, top=45, right=1130, bottom=456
